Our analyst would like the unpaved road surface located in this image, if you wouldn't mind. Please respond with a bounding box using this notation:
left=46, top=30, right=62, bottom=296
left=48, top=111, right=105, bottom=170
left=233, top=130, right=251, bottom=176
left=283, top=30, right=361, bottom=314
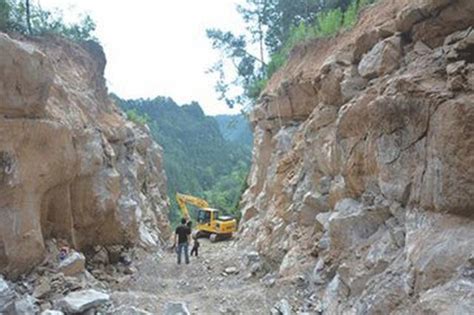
left=110, top=239, right=293, bottom=314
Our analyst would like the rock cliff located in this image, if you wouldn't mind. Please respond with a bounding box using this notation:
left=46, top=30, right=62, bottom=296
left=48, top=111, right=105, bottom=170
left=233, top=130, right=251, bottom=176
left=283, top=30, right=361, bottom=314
left=239, top=0, right=474, bottom=313
left=0, top=34, right=170, bottom=278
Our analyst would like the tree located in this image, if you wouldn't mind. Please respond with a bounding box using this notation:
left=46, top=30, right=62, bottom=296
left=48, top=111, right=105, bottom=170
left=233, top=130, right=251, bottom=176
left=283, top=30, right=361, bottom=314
left=237, top=0, right=272, bottom=70
left=206, top=28, right=266, bottom=108
left=0, top=0, right=10, bottom=31
left=207, top=0, right=375, bottom=109
left=0, top=0, right=96, bottom=41
left=206, top=0, right=326, bottom=108
left=25, top=0, right=31, bottom=34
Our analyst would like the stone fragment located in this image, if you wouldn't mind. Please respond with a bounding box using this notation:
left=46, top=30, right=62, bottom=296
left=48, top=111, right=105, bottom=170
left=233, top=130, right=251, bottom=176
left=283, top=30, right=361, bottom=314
left=358, top=36, right=402, bottom=79
left=41, top=311, right=65, bottom=315
left=56, top=289, right=110, bottom=313
left=33, top=278, right=52, bottom=299
left=106, top=245, right=124, bottom=264
left=242, top=251, right=260, bottom=266
left=91, top=246, right=109, bottom=265
left=113, top=305, right=153, bottom=315
left=14, top=295, right=38, bottom=315
left=224, top=267, right=239, bottom=274
left=163, top=302, right=191, bottom=315
left=0, top=276, right=16, bottom=313
left=58, top=252, right=86, bottom=276
left=272, top=299, right=292, bottom=315
left=328, top=199, right=390, bottom=251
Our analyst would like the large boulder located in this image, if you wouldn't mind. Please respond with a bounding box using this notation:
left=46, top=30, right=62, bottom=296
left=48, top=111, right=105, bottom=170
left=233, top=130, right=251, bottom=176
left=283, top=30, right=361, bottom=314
left=358, top=36, right=402, bottom=79
left=328, top=199, right=391, bottom=251
left=56, top=289, right=110, bottom=313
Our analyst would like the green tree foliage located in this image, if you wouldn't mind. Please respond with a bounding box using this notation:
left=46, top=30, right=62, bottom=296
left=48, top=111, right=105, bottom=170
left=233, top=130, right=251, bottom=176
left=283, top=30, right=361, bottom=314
left=113, top=95, right=253, bottom=225
left=126, top=109, right=150, bottom=126
left=342, top=0, right=358, bottom=29
left=0, top=0, right=10, bottom=31
left=0, top=0, right=96, bottom=41
left=207, top=0, right=378, bottom=107
left=214, top=114, right=253, bottom=146
left=316, top=8, right=344, bottom=36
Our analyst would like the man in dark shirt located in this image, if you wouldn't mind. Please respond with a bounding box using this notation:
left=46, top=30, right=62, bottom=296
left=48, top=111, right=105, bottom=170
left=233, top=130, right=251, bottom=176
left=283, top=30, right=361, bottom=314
left=174, top=218, right=191, bottom=264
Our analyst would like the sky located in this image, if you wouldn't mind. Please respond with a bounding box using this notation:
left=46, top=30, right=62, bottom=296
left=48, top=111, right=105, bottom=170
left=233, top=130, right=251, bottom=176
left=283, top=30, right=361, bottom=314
left=39, top=0, right=246, bottom=115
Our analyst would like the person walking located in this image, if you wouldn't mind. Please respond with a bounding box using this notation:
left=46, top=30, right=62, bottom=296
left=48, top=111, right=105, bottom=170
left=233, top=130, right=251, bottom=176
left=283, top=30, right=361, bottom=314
left=190, top=236, right=199, bottom=257
left=174, top=218, right=191, bottom=264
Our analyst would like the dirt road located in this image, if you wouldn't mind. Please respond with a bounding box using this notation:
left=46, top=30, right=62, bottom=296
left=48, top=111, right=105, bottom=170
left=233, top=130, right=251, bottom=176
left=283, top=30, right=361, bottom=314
left=110, top=239, right=290, bottom=314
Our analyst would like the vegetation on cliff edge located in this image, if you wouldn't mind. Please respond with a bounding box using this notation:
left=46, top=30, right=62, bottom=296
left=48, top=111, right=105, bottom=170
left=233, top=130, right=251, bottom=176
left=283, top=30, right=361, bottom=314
left=0, top=0, right=96, bottom=41
left=207, top=0, right=378, bottom=110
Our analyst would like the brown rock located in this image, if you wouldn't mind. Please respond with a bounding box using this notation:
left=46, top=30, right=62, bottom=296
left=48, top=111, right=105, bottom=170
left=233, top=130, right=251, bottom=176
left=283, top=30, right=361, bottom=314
left=0, top=34, right=52, bottom=118
left=58, top=252, right=85, bottom=276
left=358, top=36, right=402, bottom=79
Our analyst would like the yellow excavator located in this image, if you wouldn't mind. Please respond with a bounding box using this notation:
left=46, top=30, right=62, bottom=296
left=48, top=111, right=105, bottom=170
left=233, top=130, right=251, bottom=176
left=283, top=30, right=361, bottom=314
left=176, top=192, right=237, bottom=242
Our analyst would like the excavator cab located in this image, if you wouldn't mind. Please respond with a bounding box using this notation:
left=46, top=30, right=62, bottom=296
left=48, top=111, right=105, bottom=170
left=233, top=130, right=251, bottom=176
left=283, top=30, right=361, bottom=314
left=176, top=193, right=237, bottom=242
left=197, top=208, right=213, bottom=224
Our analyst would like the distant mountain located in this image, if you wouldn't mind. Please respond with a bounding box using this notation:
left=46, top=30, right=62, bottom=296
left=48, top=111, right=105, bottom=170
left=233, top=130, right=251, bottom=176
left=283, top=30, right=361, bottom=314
left=214, top=114, right=253, bottom=148
left=113, top=95, right=251, bottom=224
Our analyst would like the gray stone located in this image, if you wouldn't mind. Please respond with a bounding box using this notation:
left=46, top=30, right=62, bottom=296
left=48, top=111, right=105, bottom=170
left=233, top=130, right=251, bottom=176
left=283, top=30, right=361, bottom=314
left=321, top=275, right=350, bottom=314
left=58, top=251, right=86, bottom=276
left=319, top=176, right=332, bottom=195
left=163, top=302, right=190, bottom=315
left=272, top=299, right=292, bottom=315
left=315, top=212, right=332, bottom=231
left=41, top=311, right=65, bottom=315
left=358, top=36, right=402, bottom=79
left=302, top=191, right=329, bottom=213
left=328, top=199, right=390, bottom=251
left=57, top=289, right=110, bottom=313
left=224, top=267, right=239, bottom=274
left=91, top=246, right=109, bottom=265
left=242, top=251, right=260, bottom=266
left=14, top=295, right=38, bottom=315
left=0, top=276, right=15, bottom=313
left=33, top=278, right=52, bottom=299
left=113, top=305, right=153, bottom=315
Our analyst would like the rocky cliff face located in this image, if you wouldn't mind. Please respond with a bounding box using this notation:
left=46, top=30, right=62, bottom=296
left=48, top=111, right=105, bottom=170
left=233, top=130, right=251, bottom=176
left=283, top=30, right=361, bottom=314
left=0, top=34, right=170, bottom=278
left=239, top=0, right=474, bottom=313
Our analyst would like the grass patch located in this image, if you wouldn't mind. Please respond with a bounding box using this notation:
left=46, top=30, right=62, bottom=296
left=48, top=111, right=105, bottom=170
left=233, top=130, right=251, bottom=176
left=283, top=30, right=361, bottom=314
left=252, top=0, right=378, bottom=98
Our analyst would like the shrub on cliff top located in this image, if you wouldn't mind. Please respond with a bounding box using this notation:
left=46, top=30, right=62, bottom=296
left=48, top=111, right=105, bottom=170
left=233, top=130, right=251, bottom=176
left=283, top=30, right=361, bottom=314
left=126, top=109, right=150, bottom=126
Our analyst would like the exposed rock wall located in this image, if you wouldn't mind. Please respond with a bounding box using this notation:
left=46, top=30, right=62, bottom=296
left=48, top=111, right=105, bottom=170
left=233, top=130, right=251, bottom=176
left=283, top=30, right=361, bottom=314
left=0, top=34, right=170, bottom=278
left=239, top=0, right=474, bottom=313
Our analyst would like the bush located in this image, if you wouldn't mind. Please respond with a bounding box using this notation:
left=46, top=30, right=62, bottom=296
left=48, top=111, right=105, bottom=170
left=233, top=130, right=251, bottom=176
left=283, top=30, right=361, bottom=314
left=343, top=0, right=358, bottom=29
left=267, top=51, right=286, bottom=78
left=126, top=109, right=150, bottom=126
left=316, top=8, right=343, bottom=37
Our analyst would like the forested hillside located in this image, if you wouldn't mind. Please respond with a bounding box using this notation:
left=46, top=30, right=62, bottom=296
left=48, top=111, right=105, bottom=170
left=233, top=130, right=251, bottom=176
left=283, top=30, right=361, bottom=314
left=113, top=95, right=251, bottom=224
left=214, top=114, right=253, bottom=146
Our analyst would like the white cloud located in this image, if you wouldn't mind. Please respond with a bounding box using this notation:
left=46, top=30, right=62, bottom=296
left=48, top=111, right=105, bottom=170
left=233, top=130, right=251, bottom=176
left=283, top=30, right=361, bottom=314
left=39, top=0, right=246, bottom=115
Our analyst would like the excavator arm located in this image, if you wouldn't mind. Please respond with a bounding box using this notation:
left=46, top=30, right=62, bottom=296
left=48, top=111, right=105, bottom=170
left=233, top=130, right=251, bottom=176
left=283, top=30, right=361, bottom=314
left=176, top=193, right=209, bottom=220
